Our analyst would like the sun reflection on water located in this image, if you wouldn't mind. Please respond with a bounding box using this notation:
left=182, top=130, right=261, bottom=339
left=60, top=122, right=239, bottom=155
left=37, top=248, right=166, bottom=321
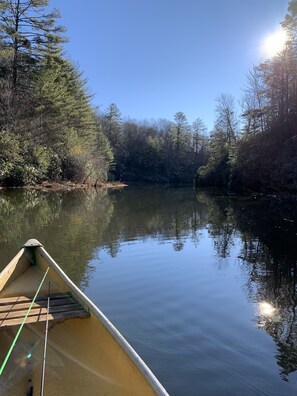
left=256, top=301, right=278, bottom=329
left=259, top=301, right=276, bottom=317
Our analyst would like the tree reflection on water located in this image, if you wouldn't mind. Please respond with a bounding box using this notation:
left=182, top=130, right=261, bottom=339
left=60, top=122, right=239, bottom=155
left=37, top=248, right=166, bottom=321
left=0, top=188, right=114, bottom=287
left=0, top=186, right=296, bottom=381
left=197, top=190, right=297, bottom=381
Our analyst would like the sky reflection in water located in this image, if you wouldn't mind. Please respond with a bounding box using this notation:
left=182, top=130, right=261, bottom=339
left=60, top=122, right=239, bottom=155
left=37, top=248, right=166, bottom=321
left=0, top=186, right=297, bottom=395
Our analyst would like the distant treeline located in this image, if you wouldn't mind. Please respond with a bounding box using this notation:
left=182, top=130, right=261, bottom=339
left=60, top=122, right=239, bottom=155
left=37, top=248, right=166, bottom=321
left=1, top=0, right=297, bottom=193
left=99, top=0, right=297, bottom=193
left=98, top=106, right=209, bottom=183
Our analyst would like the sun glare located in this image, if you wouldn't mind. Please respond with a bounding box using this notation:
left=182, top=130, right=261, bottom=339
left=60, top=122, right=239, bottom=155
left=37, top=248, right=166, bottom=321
left=259, top=302, right=276, bottom=317
left=262, top=28, right=288, bottom=58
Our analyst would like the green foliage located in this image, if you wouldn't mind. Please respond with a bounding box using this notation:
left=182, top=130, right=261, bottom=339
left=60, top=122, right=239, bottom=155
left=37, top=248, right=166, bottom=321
left=196, top=137, right=230, bottom=189
left=4, top=165, right=37, bottom=187
left=0, top=130, right=21, bottom=179
left=0, top=0, right=65, bottom=88
left=3, top=0, right=297, bottom=192
left=233, top=132, right=297, bottom=193
left=62, top=152, right=88, bottom=183
left=99, top=113, right=208, bottom=183
left=48, top=153, right=62, bottom=181
left=0, top=134, right=62, bottom=186
left=0, top=1, right=112, bottom=187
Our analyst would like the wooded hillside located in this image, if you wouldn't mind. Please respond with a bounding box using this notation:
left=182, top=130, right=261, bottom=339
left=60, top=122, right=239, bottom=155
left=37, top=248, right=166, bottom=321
left=0, top=0, right=112, bottom=186
left=1, top=0, right=297, bottom=193
left=196, top=0, right=297, bottom=194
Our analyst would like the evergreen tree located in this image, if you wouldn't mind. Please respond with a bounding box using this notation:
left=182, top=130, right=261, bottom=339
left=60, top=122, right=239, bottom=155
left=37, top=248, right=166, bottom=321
left=0, top=0, right=65, bottom=89
left=100, top=103, right=123, bottom=179
left=102, top=103, right=122, bottom=149
left=0, top=1, right=112, bottom=186
left=192, top=117, right=207, bottom=160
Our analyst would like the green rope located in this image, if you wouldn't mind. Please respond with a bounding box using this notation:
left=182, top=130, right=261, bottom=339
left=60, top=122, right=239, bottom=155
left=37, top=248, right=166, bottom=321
left=0, top=267, right=50, bottom=376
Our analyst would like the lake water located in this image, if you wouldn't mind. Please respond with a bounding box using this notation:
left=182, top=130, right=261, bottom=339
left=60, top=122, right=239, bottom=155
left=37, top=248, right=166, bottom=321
left=0, top=185, right=297, bottom=395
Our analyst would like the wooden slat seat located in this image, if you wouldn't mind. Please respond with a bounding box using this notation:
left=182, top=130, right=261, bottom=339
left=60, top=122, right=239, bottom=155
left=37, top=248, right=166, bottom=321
left=0, top=292, right=89, bottom=329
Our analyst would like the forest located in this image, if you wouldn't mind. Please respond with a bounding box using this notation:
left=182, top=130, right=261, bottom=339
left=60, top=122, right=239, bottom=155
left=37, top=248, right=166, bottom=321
left=1, top=0, right=297, bottom=193
left=196, top=0, right=297, bottom=194
left=0, top=0, right=113, bottom=187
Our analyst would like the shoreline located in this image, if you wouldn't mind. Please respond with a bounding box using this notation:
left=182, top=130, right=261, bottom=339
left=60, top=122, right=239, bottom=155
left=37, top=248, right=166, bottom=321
left=0, top=181, right=128, bottom=192
left=0, top=182, right=296, bottom=200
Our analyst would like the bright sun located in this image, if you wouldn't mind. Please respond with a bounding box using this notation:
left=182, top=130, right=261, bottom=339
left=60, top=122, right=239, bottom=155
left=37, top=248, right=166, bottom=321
left=262, top=28, right=288, bottom=58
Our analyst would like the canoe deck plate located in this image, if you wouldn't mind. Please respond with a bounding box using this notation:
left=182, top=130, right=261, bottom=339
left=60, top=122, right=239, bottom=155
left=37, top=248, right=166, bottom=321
left=0, top=292, right=89, bottom=328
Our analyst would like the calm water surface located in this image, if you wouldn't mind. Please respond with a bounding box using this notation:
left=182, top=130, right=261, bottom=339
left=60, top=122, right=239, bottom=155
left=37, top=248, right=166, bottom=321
left=0, top=186, right=297, bottom=395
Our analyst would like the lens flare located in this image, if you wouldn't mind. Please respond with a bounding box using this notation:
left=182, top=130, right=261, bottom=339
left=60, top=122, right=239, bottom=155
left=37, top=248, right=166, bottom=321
left=262, top=28, right=288, bottom=58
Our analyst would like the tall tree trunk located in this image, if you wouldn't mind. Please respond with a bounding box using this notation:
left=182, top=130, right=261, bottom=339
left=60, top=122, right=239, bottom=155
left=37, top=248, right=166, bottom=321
left=12, top=0, right=20, bottom=90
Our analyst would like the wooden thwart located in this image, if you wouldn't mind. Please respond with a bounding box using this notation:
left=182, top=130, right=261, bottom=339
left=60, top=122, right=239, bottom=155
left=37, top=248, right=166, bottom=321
left=0, top=292, right=89, bottom=329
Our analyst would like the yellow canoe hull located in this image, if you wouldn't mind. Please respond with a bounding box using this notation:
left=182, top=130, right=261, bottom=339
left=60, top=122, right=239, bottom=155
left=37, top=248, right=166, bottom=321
left=0, top=240, right=168, bottom=396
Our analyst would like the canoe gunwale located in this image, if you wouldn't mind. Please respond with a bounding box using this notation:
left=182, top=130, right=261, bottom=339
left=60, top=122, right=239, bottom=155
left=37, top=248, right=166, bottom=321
left=37, top=245, right=169, bottom=396
left=0, top=248, right=26, bottom=293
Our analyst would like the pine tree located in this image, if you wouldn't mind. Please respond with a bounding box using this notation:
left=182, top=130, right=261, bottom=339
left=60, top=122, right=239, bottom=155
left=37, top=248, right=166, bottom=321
left=0, top=0, right=65, bottom=90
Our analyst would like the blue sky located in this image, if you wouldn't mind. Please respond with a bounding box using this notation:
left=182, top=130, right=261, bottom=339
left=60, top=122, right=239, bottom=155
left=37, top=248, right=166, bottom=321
left=49, top=0, right=288, bottom=129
